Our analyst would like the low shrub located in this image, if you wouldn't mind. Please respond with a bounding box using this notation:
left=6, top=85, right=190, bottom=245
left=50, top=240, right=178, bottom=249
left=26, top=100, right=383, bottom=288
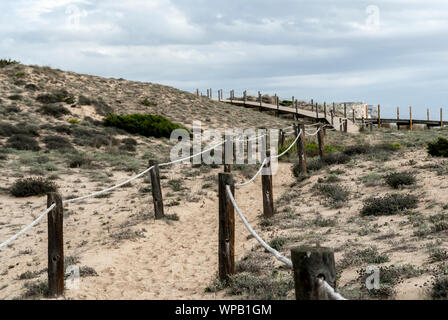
left=104, top=113, right=186, bottom=138
left=6, top=134, right=40, bottom=151
left=315, top=183, right=349, bottom=207
left=8, top=94, right=22, bottom=101
left=92, top=97, right=113, bottom=116
left=10, top=177, right=57, bottom=197
left=141, top=98, right=157, bottom=107
left=0, top=122, right=39, bottom=137
left=431, top=276, right=448, bottom=300
left=78, top=95, right=92, bottom=105
left=43, top=135, right=74, bottom=152
left=68, top=154, right=93, bottom=168
left=39, top=104, right=71, bottom=118
left=36, top=89, right=74, bottom=104
left=321, top=153, right=350, bottom=165
left=360, top=194, right=418, bottom=216
left=227, top=272, right=293, bottom=300
left=428, top=137, right=448, bottom=157
left=0, top=58, right=19, bottom=67
left=343, top=145, right=371, bottom=156
left=385, top=172, right=416, bottom=189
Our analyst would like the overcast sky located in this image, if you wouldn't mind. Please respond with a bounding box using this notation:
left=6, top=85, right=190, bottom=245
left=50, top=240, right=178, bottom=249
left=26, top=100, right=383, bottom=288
left=1, top=0, right=448, bottom=118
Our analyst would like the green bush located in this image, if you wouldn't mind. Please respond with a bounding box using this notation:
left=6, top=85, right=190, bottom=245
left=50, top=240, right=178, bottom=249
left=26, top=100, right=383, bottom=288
left=0, top=58, right=19, bottom=67
left=343, top=145, right=371, bottom=156
left=321, top=153, right=350, bottom=165
left=43, top=135, right=74, bottom=152
left=6, top=134, right=40, bottom=151
left=10, top=177, right=57, bottom=197
left=0, top=122, right=39, bottom=137
left=431, top=276, right=448, bottom=300
left=385, top=172, right=416, bottom=189
left=69, top=154, right=92, bottom=168
left=428, top=137, right=448, bottom=157
left=39, top=104, right=71, bottom=118
left=141, top=98, right=157, bottom=107
left=361, top=194, right=418, bottom=216
left=104, top=113, right=186, bottom=138
left=316, top=183, right=349, bottom=207
left=36, top=89, right=75, bottom=104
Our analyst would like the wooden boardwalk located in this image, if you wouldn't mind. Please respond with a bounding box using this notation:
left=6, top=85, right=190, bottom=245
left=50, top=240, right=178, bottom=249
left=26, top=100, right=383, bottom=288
left=217, top=98, right=359, bottom=133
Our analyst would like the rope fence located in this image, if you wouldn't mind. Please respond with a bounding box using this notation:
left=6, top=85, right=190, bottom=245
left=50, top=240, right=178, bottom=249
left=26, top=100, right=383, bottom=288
left=1, top=120, right=347, bottom=300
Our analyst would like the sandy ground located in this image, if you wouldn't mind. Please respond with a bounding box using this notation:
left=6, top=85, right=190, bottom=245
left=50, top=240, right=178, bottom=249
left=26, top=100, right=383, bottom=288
left=0, top=162, right=294, bottom=300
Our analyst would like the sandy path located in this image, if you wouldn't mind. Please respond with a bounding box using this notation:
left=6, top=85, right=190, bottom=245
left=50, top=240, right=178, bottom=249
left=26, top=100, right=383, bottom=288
left=0, top=163, right=294, bottom=300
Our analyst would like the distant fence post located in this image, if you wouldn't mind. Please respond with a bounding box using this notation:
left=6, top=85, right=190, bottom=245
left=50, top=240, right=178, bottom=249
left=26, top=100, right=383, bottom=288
left=262, top=151, right=274, bottom=218
left=317, top=124, right=325, bottom=159
left=295, top=100, right=299, bottom=119
left=47, top=192, right=64, bottom=297
left=291, top=246, right=337, bottom=300
left=207, top=89, right=210, bottom=99
left=344, top=119, right=348, bottom=133
left=324, top=102, right=327, bottom=118
left=344, top=103, right=347, bottom=119
left=218, top=173, right=235, bottom=282
left=339, top=118, right=342, bottom=131
left=333, top=102, right=336, bottom=116
left=196, top=89, right=199, bottom=97
left=331, top=110, right=334, bottom=125
left=427, top=108, right=430, bottom=121
left=311, top=99, right=314, bottom=112
left=294, top=123, right=307, bottom=174
left=352, top=108, right=355, bottom=122
left=410, top=106, right=413, bottom=131
left=243, top=90, right=247, bottom=105
left=149, top=160, right=165, bottom=219
left=397, top=106, right=400, bottom=120
left=315, top=103, right=319, bottom=118
left=365, top=105, right=368, bottom=119
left=378, top=104, right=381, bottom=128
left=441, top=108, right=443, bottom=129
left=276, top=95, right=280, bottom=117
left=361, top=117, right=365, bottom=131
left=259, top=91, right=262, bottom=111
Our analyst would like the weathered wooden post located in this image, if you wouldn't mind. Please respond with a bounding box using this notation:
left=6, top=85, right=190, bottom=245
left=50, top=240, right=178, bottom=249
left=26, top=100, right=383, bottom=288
left=344, top=103, right=347, bottom=119
left=276, top=95, right=280, bottom=117
left=361, top=117, right=365, bottom=131
left=378, top=104, right=381, bottom=128
left=315, top=103, right=319, bottom=118
left=331, top=110, right=334, bottom=125
left=207, top=89, right=210, bottom=99
left=339, top=118, right=342, bottom=131
left=294, top=123, right=307, bottom=174
left=210, top=88, right=213, bottom=99
left=291, top=246, right=337, bottom=300
left=311, top=99, right=314, bottom=112
left=352, top=108, right=355, bottom=122
left=324, top=102, right=327, bottom=118
left=397, top=106, right=400, bottom=121
left=149, top=160, right=165, bottom=219
left=262, top=151, right=274, bottom=218
left=243, top=90, right=247, bottom=105
left=230, top=90, right=233, bottom=103
left=441, top=108, right=443, bottom=129
left=344, top=119, right=348, bottom=133
left=317, top=124, right=325, bottom=159
left=365, top=105, right=368, bottom=119
left=259, top=91, right=262, bottom=111
left=410, top=106, right=413, bottom=131
left=196, top=89, right=199, bottom=97
left=292, top=96, right=295, bottom=108
left=333, top=102, right=336, bottom=116
left=295, top=100, right=298, bottom=119
left=279, top=129, right=285, bottom=148
left=47, top=193, right=64, bottom=297
left=218, top=173, right=235, bottom=282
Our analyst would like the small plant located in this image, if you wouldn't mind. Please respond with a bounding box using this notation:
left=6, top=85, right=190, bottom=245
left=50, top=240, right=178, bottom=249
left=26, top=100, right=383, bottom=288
left=43, top=135, right=74, bottom=152
left=104, top=113, right=186, bottom=138
left=10, top=177, right=57, bottom=197
left=8, top=94, right=22, bottom=101
left=385, top=172, right=416, bottom=189
left=68, top=154, right=92, bottom=168
left=6, top=134, right=40, bottom=151
left=360, top=194, right=418, bottom=216
left=0, top=58, right=19, bottom=67
left=269, top=237, right=288, bottom=251
left=165, top=213, right=180, bottom=221
left=39, top=104, right=71, bottom=118
left=431, top=275, right=448, bottom=300
left=315, top=183, right=349, bottom=207
left=321, top=153, right=350, bottom=165
left=36, top=89, right=74, bottom=104
left=428, top=137, right=448, bottom=157
left=167, top=179, right=184, bottom=192
left=68, top=119, right=80, bottom=124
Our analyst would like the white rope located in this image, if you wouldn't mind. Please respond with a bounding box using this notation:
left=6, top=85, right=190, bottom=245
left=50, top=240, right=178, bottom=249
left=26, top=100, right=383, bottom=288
left=0, top=204, right=56, bottom=250
left=235, top=158, right=268, bottom=188
left=64, top=166, right=155, bottom=203
left=272, top=129, right=302, bottom=159
left=305, top=127, right=321, bottom=137
left=319, top=279, right=347, bottom=300
left=225, top=185, right=293, bottom=268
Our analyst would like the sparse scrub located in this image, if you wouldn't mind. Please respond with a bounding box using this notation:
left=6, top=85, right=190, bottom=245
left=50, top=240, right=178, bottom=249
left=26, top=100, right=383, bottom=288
left=39, top=104, right=71, bottom=118
left=315, top=183, right=349, bottom=207
left=10, top=177, right=57, bottom=197
left=104, top=113, right=185, bottom=138
left=427, top=137, right=448, bottom=157
left=6, top=134, right=40, bottom=151
left=385, top=172, right=416, bottom=189
left=42, top=135, right=74, bottom=152
left=227, top=272, right=293, bottom=300
left=36, top=89, right=75, bottom=104
left=360, top=194, right=418, bottom=216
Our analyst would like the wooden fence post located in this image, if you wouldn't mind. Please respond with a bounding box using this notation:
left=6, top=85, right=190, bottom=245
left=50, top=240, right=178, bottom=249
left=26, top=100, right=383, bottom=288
left=344, top=119, right=348, bottom=133
left=397, top=106, right=400, bottom=120
left=243, top=90, right=247, bottom=105
left=378, top=104, right=381, bottom=128
left=291, top=246, right=337, bottom=300
left=262, top=151, right=274, bottom=218
left=324, top=102, right=327, bottom=118
left=196, top=89, right=199, bottom=97
left=149, top=160, right=165, bottom=219
left=295, top=100, right=298, bottom=119
left=317, top=124, right=325, bottom=159
left=441, top=108, right=443, bottom=128
left=427, top=108, right=430, bottom=121
left=352, top=108, right=355, bottom=122
left=315, top=103, right=319, bottom=118
left=344, top=103, right=347, bottom=119
left=410, top=106, right=413, bottom=131
left=331, top=110, right=334, bottom=125
left=333, top=102, right=336, bottom=116
left=311, top=99, right=314, bottom=112
left=294, top=124, right=307, bottom=174
left=218, top=173, right=235, bottom=282
left=259, top=91, right=262, bottom=111
left=279, top=129, right=285, bottom=148
left=339, top=118, right=342, bottom=131
left=361, top=117, right=365, bottom=131
left=276, top=95, right=280, bottom=117
left=47, top=193, right=64, bottom=297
